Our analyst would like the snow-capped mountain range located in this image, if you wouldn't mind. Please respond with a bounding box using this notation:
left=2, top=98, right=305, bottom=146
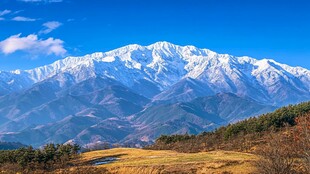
left=0, top=41, right=309, bottom=147
left=1, top=41, right=309, bottom=106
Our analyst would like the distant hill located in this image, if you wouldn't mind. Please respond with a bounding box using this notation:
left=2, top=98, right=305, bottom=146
left=0, top=92, right=275, bottom=147
left=124, top=93, right=275, bottom=143
left=0, top=142, right=27, bottom=150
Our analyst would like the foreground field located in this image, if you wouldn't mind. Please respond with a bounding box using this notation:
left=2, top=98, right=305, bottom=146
left=79, top=148, right=258, bottom=174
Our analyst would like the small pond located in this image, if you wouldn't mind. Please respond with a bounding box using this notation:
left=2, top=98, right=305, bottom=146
left=93, top=157, right=118, bottom=166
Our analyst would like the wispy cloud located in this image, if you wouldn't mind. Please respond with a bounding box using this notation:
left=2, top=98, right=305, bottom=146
left=39, top=21, right=62, bottom=34
left=0, top=18, right=5, bottom=21
left=19, top=0, right=63, bottom=3
left=0, top=10, right=11, bottom=16
left=0, top=34, right=67, bottom=56
left=12, top=16, right=37, bottom=22
left=13, top=10, right=24, bottom=15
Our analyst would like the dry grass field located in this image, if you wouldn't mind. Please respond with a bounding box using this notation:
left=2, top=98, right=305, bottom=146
left=78, top=148, right=258, bottom=174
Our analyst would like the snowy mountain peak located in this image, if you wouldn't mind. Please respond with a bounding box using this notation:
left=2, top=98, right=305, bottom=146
left=0, top=42, right=309, bottom=105
left=148, top=41, right=178, bottom=50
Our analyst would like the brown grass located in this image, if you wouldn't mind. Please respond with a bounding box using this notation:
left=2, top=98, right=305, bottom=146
left=78, top=148, right=258, bottom=174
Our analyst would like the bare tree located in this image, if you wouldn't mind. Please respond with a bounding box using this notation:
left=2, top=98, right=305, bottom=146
left=255, top=113, right=310, bottom=174
left=254, top=130, right=298, bottom=174
left=293, top=114, right=310, bottom=173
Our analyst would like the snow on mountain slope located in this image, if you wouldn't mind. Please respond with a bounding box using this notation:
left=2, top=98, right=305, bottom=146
left=0, top=41, right=309, bottom=146
left=0, top=41, right=309, bottom=105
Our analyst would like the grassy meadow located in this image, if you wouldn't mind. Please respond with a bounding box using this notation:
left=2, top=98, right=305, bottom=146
left=78, top=148, right=258, bottom=174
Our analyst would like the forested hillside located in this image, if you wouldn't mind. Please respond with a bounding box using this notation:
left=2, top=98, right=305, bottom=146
left=148, top=101, right=310, bottom=152
left=0, top=144, right=80, bottom=173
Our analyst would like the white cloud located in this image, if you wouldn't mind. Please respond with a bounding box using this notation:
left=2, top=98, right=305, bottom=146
left=39, top=21, right=62, bottom=34
left=0, top=34, right=67, bottom=56
left=0, top=17, right=5, bottom=21
left=0, top=10, right=11, bottom=16
left=12, top=16, right=37, bottom=22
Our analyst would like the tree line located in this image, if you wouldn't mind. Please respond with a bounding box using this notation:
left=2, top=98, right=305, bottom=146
left=223, top=101, right=310, bottom=139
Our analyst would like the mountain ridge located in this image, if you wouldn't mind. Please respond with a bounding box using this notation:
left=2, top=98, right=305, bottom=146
left=0, top=41, right=309, bottom=147
left=1, top=41, right=309, bottom=106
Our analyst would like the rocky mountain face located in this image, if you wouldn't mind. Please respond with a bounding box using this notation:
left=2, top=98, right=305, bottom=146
left=0, top=41, right=308, bottom=147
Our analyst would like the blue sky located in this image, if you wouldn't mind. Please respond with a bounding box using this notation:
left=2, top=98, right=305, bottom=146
left=0, top=0, right=310, bottom=70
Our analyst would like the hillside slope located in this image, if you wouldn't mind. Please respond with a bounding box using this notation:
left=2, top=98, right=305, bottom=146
left=148, top=101, right=310, bottom=153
